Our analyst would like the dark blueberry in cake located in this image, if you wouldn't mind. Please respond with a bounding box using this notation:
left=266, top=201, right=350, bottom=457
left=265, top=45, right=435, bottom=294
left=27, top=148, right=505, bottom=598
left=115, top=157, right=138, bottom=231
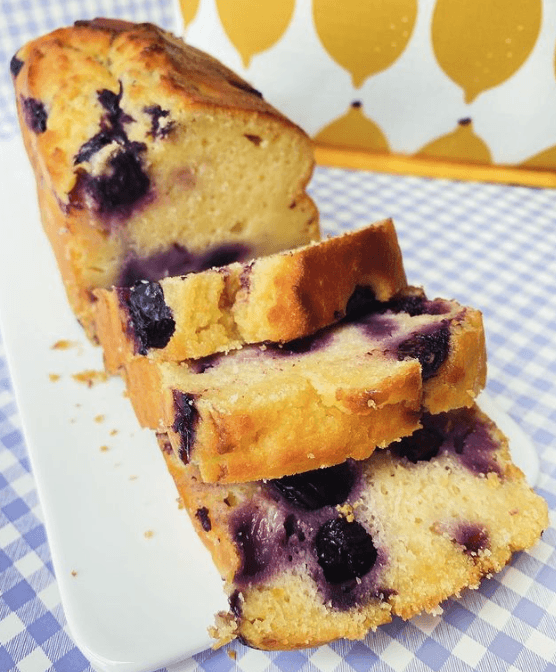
left=22, top=97, right=47, bottom=133
left=268, top=462, right=356, bottom=511
left=195, top=507, right=212, bottom=532
left=454, top=523, right=489, bottom=556
left=10, top=55, right=24, bottom=78
left=316, top=517, right=377, bottom=584
left=397, top=323, right=450, bottom=380
left=345, top=285, right=380, bottom=320
left=233, top=510, right=273, bottom=582
left=86, top=142, right=150, bottom=214
left=393, top=424, right=445, bottom=463
left=124, top=280, right=175, bottom=354
left=172, top=391, right=199, bottom=464
left=144, top=104, right=175, bottom=139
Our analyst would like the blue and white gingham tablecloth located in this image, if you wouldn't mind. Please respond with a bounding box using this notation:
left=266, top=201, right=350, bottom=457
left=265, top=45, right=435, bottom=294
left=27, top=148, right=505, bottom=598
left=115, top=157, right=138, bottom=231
left=1, top=2, right=555, bottom=672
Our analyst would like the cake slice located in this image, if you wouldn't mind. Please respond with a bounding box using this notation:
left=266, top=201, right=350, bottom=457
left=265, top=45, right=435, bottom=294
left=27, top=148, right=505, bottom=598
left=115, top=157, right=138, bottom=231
left=93, top=219, right=407, bottom=373
left=125, top=287, right=486, bottom=483
left=159, top=405, right=548, bottom=650
left=11, top=19, right=319, bottom=337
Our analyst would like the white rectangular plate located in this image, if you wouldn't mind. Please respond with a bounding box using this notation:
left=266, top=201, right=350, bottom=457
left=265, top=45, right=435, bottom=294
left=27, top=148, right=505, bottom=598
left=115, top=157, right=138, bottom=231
left=0, top=135, right=539, bottom=672
left=0, top=136, right=228, bottom=672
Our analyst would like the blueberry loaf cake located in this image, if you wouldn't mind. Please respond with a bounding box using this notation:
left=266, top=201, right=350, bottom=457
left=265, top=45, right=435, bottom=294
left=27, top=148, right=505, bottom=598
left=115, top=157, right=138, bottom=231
left=159, top=405, right=548, bottom=650
left=93, top=219, right=407, bottom=373
left=11, top=19, right=319, bottom=337
left=126, top=287, right=486, bottom=483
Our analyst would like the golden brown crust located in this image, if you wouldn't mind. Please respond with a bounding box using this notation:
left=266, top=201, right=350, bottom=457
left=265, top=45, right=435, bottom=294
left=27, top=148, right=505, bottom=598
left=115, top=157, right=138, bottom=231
left=125, top=291, right=487, bottom=484
left=13, top=19, right=319, bottom=337
left=94, top=219, right=408, bottom=373
left=157, top=406, right=548, bottom=650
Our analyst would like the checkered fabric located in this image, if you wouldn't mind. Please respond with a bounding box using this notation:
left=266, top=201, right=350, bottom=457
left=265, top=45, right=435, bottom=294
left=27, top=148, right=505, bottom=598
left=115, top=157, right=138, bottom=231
left=1, top=2, right=556, bottom=672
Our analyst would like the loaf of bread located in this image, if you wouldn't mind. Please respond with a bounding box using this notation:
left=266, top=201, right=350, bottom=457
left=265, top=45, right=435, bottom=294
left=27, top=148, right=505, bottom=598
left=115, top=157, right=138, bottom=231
left=11, top=18, right=319, bottom=337
left=159, top=404, right=548, bottom=650
left=93, top=219, right=407, bottom=373
left=126, top=287, right=486, bottom=483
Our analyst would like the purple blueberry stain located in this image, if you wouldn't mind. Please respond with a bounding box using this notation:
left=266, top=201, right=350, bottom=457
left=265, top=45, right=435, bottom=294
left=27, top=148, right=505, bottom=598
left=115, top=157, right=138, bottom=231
left=118, top=243, right=251, bottom=287
left=22, top=97, right=47, bottom=133
left=268, top=462, right=357, bottom=511
left=453, top=523, right=489, bottom=556
left=10, top=55, right=24, bottom=78
left=391, top=410, right=502, bottom=477
left=144, top=104, right=175, bottom=139
left=267, top=329, right=334, bottom=356
left=345, top=285, right=380, bottom=320
left=121, top=280, right=175, bottom=354
left=397, top=322, right=450, bottom=380
left=392, top=424, right=445, bottom=463
left=172, top=391, right=199, bottom=464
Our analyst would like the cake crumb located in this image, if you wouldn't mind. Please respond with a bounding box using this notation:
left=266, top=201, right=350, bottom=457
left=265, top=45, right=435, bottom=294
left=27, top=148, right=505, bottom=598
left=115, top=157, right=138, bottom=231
left=110, top=429, right=119, bottom=436
left=72, top=370, right=108, bottom=387
left=100, top=445, right=110, bottom=452
left=49, top=373, right=61, bottom=382
left=129, top=475, right=138, bottom=481
left=71, top=570, right=78, bottom=577
left=227, top=649, right=237, bottom=661
left=94, top=414, right=105, bottom=423
left=52, top=339, right=77, bottom=350
left=144, top=530, right=154, bottom=539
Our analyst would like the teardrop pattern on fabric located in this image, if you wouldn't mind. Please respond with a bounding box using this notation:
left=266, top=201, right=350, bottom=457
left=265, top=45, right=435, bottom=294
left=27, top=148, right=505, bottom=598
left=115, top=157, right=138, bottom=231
left=313, top=0, right=417, bottom=88
left=432, top=0, right=542, bottom=104
left=215, top=0, right=296, bottom=68
left=314, top=101, right=390, bottom=152
left=520, top=145, right=556, bottom=171
left=179, top=0, right=200, bottom=30
left=415, top=119, right=492, bottom=165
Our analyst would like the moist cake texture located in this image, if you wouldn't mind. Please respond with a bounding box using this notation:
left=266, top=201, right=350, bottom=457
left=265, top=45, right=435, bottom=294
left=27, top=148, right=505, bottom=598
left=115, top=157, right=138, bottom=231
left=12, top=18, right=319, bottom=336
left=160, top=405, right=548, bottom=650
left=126, top=287, right=487, bottom=483
left=93, top=219, right=407, bottom=372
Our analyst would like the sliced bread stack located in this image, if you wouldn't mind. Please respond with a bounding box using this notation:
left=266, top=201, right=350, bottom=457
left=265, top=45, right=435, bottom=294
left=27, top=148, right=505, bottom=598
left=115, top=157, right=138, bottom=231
left=13, top=19, right=548, bottom=652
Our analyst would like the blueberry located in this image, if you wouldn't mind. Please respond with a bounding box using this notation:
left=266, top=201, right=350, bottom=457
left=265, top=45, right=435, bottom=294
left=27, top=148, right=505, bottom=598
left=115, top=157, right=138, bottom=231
left=22, top=97, right=47, bottom=133
left=393, top=425, right=445, bottom=463
left=144, top=104, right=175, bottom=139
left=195, top=507, right=212, bottom=532
left=86, top=143, right=150, bottom=213
left=316, top=517, right=377, bottom=584
left=345, top=285, right=380, bottom=320
left=10, top=55, right=24, bottom=78
left=172, top=391, right=198, bottom=464
left=269, top=462, right=355, bottom=510
left=125, top=280, right=175, bottom=354
left=397, top=324, right=450, bottom=380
